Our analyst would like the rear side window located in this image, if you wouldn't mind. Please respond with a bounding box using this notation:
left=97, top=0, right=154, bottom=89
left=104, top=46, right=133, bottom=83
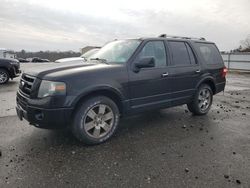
left=196, top=43, right=223, bottom=64
left=169, top=41, right=192, bottom=66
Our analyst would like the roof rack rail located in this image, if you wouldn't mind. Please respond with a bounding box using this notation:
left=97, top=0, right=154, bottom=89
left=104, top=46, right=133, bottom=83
left=158, top=34, right=206, bottom=41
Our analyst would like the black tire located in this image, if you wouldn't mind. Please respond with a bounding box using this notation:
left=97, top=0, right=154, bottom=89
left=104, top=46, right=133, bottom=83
left=187, top=84, right=213, bottom=115
left=72, top=96, right=120, bottom=145
left=0, top=68, right=9, bottom=84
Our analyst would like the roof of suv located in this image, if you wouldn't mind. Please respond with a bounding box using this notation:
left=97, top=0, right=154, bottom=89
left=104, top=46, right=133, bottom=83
left=138, top=34, right=214, bottom=44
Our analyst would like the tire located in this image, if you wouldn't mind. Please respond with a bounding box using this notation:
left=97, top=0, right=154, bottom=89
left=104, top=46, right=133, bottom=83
left=187, top=84, right=213, bottom=115
left=72, top=96, right=120, bottom=145
left=0, top=68, right=9, bottom=84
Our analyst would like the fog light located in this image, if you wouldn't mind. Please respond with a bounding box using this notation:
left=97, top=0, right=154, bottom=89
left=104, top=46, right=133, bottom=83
left=35, top=110, right=44, bottom=120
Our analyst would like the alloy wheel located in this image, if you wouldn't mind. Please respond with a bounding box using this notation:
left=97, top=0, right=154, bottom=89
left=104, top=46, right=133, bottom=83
left=83, top=104, right=114, bottom=138
left=0, top=71, right=8, bottom=84
left=198, top=88, right=211, bottom=112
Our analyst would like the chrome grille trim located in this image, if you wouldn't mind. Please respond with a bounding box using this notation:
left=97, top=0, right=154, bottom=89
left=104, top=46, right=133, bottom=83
left=19, top=74, right=36, bottom=96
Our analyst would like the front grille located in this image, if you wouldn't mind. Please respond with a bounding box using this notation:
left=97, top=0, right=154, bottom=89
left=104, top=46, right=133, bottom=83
left=19, top=74, right=36, bottom=96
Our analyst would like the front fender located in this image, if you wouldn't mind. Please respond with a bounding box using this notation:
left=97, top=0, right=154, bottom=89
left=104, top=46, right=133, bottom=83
left=70, top=85, right=125, bottom=107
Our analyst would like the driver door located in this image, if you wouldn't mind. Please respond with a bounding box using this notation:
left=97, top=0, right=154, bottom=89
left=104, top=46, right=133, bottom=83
left=128, top=40, right=172, bottom=112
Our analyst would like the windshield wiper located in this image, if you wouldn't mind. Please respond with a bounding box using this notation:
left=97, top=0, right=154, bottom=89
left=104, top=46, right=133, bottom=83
left=90, top=58, right=108, bottom=64
left=82, top=56, right=87, bottom=61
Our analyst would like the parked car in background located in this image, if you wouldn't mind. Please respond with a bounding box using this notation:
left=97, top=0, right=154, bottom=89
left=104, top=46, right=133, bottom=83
left=18, top=58, right=30, bottom=63
left=16, top=35, right=226, bottom=145
left=31, top=57, right=50, bottom=63
left=31, top=57, right=41, bottom=62
left=31, top=57, right=43, bottom=62
left=41, top=59, right=50, bottom=62
left=55, top=48, right=100, bottom=63
left=0, top=58, right=21, bottom=84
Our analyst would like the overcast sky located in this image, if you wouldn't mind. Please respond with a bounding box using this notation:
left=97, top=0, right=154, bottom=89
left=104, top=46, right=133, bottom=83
left=0, top=0, right=249, bottom=52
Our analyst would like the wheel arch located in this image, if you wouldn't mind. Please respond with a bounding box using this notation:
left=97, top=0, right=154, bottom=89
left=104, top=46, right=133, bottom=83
left=196, top=77, right=216, bottom=94
left=0, top=67, right=10, bottom=74
left=71, top=87, right=124, bottom=119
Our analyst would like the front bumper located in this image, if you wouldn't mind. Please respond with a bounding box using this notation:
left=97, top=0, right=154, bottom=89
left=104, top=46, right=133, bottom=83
left=10, top=66, right=21, bottom=78
left=16, top=92, right=73, bottom=129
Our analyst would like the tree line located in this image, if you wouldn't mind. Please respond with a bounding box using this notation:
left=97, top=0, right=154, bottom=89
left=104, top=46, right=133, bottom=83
left=16, top=50, right=81, bottom=62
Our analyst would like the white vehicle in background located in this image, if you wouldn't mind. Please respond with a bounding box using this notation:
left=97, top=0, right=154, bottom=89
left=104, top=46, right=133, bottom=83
left=55, top=48, right=100, bottom=63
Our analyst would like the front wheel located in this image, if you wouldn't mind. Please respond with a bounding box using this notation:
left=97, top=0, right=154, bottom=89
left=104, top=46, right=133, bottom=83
left=0, top=69, right=9, bottom=84
left=72, top=96, right=120, bottom=145
left=187, top=84, right=213, bottom=115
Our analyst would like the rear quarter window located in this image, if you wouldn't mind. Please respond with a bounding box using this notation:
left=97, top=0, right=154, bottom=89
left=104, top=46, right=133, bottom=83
left=195, top=43, right=223, bottom=65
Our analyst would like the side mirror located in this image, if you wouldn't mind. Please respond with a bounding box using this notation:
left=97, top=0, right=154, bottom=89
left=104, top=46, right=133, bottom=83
left=134, top=57, right=155, bottom=72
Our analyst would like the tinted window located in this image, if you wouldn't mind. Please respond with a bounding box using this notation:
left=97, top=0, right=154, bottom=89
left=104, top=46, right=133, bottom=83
left=196, top=43, right=223, bottom=64
left=169, top=41, right=191, bottom=66
left=138, top=41, right=167, bottom=67
left=185, top=43, right=196, bottom=64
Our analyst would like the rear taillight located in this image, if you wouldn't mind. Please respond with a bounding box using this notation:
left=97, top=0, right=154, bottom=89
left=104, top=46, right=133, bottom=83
left=221, top=67, right=228, bottom=77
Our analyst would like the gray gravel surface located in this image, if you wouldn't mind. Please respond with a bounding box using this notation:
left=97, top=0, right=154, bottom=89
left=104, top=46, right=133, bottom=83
left=0, top=64, right=250, bottom=187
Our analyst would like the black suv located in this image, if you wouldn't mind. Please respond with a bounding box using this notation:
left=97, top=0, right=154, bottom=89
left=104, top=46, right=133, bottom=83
left=16, top=35, right=227, bottom=145
left=0, top=58, right=21, bottom=84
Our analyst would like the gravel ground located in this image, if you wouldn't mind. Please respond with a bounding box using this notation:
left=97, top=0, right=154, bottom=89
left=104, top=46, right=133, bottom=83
left=0, top=63, right=250, bottom=188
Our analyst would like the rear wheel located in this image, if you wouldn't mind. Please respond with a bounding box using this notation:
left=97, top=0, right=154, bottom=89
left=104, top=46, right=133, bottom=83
left=0, top=69, right=9, bottom=84
left=187, top=84, right=213, bottom=115
left=72, top=96, right=120, bottom=145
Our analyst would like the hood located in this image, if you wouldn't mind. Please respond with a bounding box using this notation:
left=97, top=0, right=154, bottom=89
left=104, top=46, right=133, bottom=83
left=24, top=61, right=99, bottom=78
left=55, top=57, right=85, bottom=63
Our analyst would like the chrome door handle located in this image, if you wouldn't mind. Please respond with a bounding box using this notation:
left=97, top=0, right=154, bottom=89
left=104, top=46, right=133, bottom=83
left=161, top=72, right=169, bottom=77
left=195, top=69, right=201, bottom=73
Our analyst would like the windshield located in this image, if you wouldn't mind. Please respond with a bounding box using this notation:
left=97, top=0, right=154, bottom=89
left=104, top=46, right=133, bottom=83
left=81, top=48, right=99, bottom=59
left=91, top=40, right=141, bottom=64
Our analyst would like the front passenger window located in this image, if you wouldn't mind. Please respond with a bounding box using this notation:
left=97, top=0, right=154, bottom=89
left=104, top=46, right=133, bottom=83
left=138, top=41, right=167, bottom=68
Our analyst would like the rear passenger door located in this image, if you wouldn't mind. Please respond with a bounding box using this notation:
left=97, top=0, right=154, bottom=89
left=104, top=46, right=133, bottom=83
left=167, top=40, right=201, bottom=105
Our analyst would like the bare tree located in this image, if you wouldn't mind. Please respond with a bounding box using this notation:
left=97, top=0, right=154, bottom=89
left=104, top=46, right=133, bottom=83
left=240, top=35, right=250, bottom=51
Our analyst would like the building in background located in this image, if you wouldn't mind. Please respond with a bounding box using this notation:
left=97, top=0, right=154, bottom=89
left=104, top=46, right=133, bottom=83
left=80, top=46, right=100, bottom=54
left=0, top=48, right=16, bottom=59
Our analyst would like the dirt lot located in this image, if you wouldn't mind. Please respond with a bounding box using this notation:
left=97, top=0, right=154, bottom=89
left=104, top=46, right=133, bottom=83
left=0, top=63, right=250, bottom=188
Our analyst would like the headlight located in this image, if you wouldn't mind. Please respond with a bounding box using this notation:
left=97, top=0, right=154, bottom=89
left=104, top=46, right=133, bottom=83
left=38, top=80, right=66, bottom=98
